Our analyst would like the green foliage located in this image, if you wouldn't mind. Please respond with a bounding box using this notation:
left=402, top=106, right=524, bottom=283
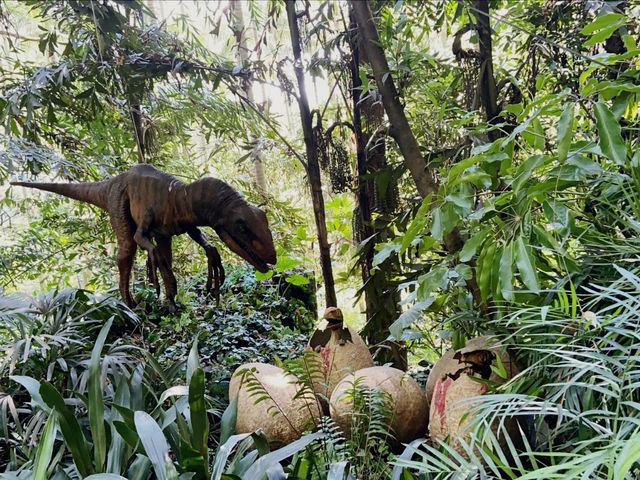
left=149, top=266, right=315, bottom=390
left=0, top=285, right=325, bottom=479
left=2, top=0, right=640, bottom=477
left=394, top=266, right=640, bottom=479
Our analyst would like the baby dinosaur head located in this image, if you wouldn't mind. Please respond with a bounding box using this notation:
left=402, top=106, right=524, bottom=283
left=214, top=202, right=277, bottom=273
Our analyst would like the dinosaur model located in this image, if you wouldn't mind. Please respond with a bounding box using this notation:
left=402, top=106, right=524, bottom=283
left=11, top=164, right=277, bottom=308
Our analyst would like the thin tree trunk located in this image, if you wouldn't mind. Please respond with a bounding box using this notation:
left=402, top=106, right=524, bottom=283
left=349, top=10, right=405, bottom=369
left=472, top=0, right=500, bottom=142
left=229, top=1, right=267, bottom=195
left=285, top=0, right=337, bottom=308
left=130, top=102, right=146, bottom=163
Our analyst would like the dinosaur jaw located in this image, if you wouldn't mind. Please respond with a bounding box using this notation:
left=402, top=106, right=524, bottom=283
left=218, top=229, right=271, bottom=273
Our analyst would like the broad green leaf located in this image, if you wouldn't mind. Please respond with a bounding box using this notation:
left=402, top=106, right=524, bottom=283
left=515, top=237, right=539, bottom=292
left=134, top=411, right=179, bottom=480
left=285, top=273, right=310, bottom=286
left=449, top=166, right=492, bottom=189
left=107, top=377, right=131, bottom=474
left=113, top=420, right=141, bottom=450
left=89, top=317, right=113, bottom=473
left=40, top=381, right=94, bottom=477
left=159, top=386, right=189, bottom=404
left=431, top=203, right=458, bottom=242
left=499, top=243, right=514, bottom=302
left=522, top=117, right=545, bottom=151
left=274, top=255, right=300, bottom=272
left=388, top=299, right=435, bottom=340
left=594, top=101, right=627, bottom=166
left=581, top=13, right=625, bottom=35
left=477, top=241, right=497, bottom=302
left=9, top=376, right=49, bottom=412
left=254, top=270, right=273, bottom=281
left=445, top=191, right=473, bottom=213
left=400, top=194, right=431, bottom=254
left=417, top=264, right=449, bottom=300
left=557, top=103, right=574, bottom=162
left=512, top=155, right=546, bottom=195
left=581, top=13, right=625, bottom=47
left=459, top=227, right=491, bottom=263
left=33, top=414, right=58, bottom=480
left=373, top=239, right=401, bottom=267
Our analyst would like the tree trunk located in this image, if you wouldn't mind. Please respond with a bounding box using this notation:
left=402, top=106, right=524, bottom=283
left=349, top=10, right=406, bottom=369
left=229, top=1, right=267, bottom=195
left=472, top=0, right=500, bottom=142
left=285, top=0, right=337, bottom=309
left=351, top=0, right=488, bottom=317
left=350, top=0, right=438, bottom=198
left=130, top=102, right=146, bottom=163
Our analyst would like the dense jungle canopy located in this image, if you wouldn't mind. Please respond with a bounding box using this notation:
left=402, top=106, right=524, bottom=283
left=1, top=0, right=640, bottom=478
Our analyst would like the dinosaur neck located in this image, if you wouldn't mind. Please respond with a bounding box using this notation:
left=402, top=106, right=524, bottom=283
left=185, top=178, right=244, bottom=226
left=10, top=180, right=111, bottom=211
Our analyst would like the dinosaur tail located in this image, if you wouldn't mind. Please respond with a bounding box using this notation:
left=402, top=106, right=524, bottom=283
left=10, top=180, right=111, bottom=211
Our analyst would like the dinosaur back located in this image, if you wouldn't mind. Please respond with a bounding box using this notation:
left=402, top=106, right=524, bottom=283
left=10, top=180, right=111, bottom=211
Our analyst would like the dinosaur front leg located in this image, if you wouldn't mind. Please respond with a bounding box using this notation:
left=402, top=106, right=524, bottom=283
left=188, top=227, right=225, bottom=303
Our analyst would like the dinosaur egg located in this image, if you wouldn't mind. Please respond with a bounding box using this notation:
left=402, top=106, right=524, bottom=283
left=329, top=366, right=428, bottom=444
left=427, top=337, right=525, bottom=458
left=229, top=363, right=321, bottom=447
left=306, top=326, right=374, bottom=400
left=425, top=336, right=519, bottom=411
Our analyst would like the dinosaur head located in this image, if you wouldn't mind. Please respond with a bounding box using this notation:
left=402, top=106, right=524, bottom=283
left=214, top=203, right=277, bottom=273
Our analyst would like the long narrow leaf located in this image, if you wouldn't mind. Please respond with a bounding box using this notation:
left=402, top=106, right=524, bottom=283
left=84, top=475, right=129, bottom=480
left=186, top=335, right=200, bottom=384
left=89, top=317, right=113, bottom=472
left=391, top=439, right=427, bottom=480
left=515, top=237, right=539, bottom=292
left=40, top=381, right=94, bottom=477
left=557, top=103, right=574, bottom=163
left=134, top=411, right=179, bottom=480
left=189, top=368, right=209, bottom=458
left=243, top=432, right=324, bottom=480
left=33, top=414, right=58, bottom=480
left=614, top=433, right=640, bottom=479
left=219, top=398, right=237, bottom=446
left=211, top=433, right=252, bottom=480
left=594, top=100, right=627, bottom=166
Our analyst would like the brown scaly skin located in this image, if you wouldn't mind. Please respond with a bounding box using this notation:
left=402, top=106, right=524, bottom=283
left=11, top=164, right=277, bottom=308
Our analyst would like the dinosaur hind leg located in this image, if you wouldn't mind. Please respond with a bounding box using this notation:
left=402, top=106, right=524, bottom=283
left=154, top=236, right=178, bottom=310
left=146, top=256, right=161, bottom=297
left=110, top=218, right=137, bottom=307
left=109, top=194, right=138, bottom=307
left=117, top=242, right=137, bottom=307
